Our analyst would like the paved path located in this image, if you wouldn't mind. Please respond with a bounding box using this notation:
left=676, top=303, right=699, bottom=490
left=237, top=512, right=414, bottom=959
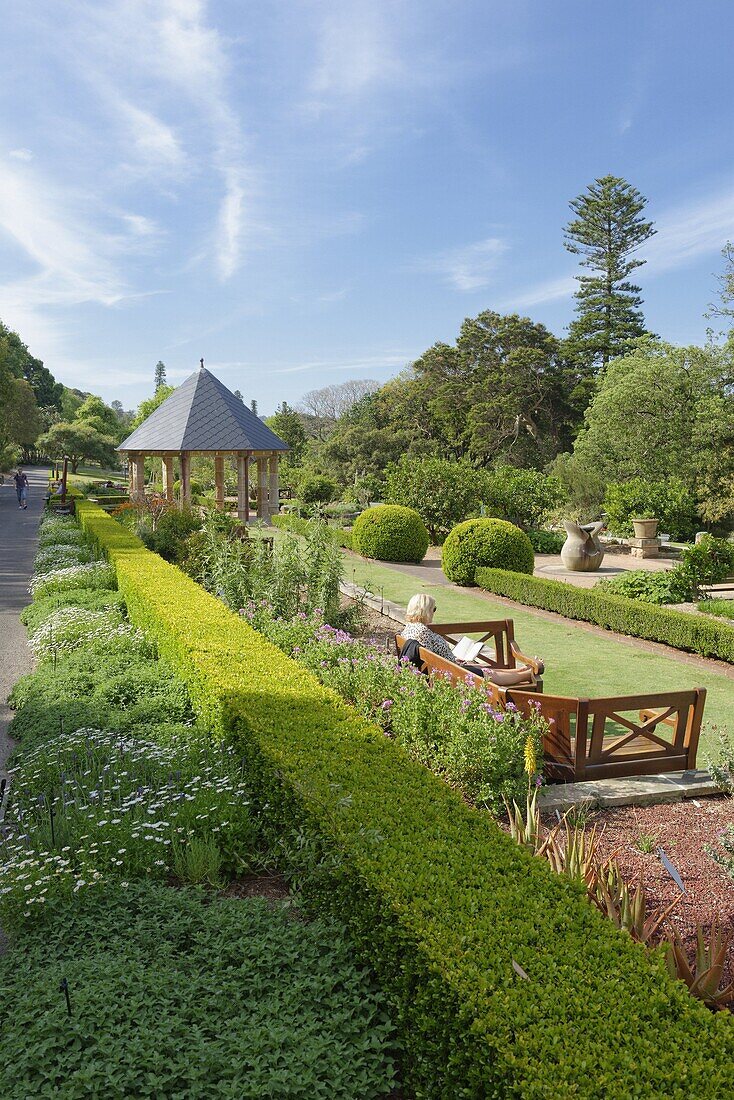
left=0, top=467, right=48, bottom=773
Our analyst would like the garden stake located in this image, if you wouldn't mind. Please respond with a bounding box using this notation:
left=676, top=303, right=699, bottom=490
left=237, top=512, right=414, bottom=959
left=49, top=803, right=56, bottom=848
left=59, top=978, right=72, bottom=1016
left=658, top=847, right=686, bottom=894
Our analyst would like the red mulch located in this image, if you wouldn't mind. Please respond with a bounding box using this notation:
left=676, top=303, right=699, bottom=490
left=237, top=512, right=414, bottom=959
left=545, top=796, right=734, bottom=985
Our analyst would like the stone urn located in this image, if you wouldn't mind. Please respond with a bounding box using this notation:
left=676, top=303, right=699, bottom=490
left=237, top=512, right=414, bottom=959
left=632, top=518, right=659, bottom=539
left=560, top=520, right=606, bottom=572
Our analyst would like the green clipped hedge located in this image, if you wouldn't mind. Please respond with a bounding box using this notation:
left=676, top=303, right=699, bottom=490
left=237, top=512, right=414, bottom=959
left=351, top=505, right=429, bottom=563
left=442, top=518, right=534, bottom=585
left=475, top=567, right=734, bottom=663
left=77, top=501, right=734, bottom=1097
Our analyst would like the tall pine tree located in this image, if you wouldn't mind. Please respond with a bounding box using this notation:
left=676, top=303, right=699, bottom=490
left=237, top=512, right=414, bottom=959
left=564, top=175, right=655, bottom=368
left=154, top=360, right=167, bottom=391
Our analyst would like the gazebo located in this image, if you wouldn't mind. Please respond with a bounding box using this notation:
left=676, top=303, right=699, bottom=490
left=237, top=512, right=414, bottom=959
left=117, top=361, right=289, bottom=521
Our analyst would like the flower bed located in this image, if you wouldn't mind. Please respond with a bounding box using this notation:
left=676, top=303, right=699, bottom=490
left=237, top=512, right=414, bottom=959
left=76, top=499, right=734, bottom=1098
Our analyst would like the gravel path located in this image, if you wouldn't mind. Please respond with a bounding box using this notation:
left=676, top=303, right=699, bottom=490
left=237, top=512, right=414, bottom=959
left=0, top=466, right=47, bottom=774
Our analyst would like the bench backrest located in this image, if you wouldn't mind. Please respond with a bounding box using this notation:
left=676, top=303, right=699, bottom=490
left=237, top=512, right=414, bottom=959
left=430, top=620, right=519, bottom=669
left=485, top=684, right=705, bottom=781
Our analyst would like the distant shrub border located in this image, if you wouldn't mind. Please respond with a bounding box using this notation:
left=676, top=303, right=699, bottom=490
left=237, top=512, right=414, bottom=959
left=76, top=501, right=734, bottom=1097
left=475, top=567, right=734, bottom=663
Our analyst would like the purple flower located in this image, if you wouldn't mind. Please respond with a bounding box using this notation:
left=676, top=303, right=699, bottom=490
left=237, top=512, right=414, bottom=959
left=380, top=699, right=394, bottom=711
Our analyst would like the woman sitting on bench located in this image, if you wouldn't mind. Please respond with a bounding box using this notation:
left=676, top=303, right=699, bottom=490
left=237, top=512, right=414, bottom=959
left=400, top=594, right=486, bottom=676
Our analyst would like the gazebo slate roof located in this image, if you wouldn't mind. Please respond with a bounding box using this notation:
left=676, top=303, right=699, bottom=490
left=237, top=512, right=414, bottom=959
left=118, top=366, right=289, bottom=454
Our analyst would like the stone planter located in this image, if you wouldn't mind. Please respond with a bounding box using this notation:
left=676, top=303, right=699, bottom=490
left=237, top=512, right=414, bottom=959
left=632, top=518, right=659, bottom=539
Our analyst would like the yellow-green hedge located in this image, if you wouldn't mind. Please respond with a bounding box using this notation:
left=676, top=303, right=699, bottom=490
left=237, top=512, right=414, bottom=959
left=77, top=501, right=734, bottom=1097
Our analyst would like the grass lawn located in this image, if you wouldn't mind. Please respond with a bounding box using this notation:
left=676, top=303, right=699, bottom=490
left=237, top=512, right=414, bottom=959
left=68, top=464, right=125, bottom=483
left=344, top=554, right=734, bottom=758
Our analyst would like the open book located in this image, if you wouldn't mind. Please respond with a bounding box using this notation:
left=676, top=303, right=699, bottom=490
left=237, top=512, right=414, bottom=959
left=452, top=636, right=486, bottom=662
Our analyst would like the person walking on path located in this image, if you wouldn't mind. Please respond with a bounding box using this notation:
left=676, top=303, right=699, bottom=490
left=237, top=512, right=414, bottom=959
left=13, top=468, right=29, bottom=510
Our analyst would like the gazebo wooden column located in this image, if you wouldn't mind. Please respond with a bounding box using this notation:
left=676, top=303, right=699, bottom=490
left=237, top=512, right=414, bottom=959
left=257, top=457, right=268, bottom=520
left=131, top=454, right=146, bottom=502
left=236, top=453, right=250, bottom=522
left=268, top=453, right=279, bottom=518
left=162, top=455, right=175, bottom=502
left=179, top=453, right=191, bottom=505
left=214, top=455, right=225, bottom=511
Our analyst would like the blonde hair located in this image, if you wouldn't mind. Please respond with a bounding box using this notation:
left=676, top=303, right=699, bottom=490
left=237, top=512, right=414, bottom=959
left=405, top=593, right=436, bottom=625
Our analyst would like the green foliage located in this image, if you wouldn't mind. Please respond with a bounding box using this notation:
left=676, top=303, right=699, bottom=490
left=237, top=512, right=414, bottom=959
left=564, top=175, right=655, bottom=368
left=76, top=500, right=734, bottom=1098
left=271, top=512, right=354, bottom=549
left=0, top=884, right=397, bottom=1100
left=352, top=504, right=429, bottom=562
left=299, top=473, right=339, bottom=504
left=604, top=478, right=697, bottom=539
left=384, top=455, right=480, bottom=541
left=442, top=518, right=534, bottom=585
left=36, top=420, right=118, bottom=473
left=142, top=507, right=203, bottom=562
left=527, top=528, right=565, bottom=554
left=265, top=401, right=307, bottom=464
left=573, top=342, right=733, bottom=511
left=20, top=588, right=125, bottom=634
left=598, top=537, right=734, bottom=605
left=482, top=465, right=565, bottom=530
left=699, top=599, right=734, bottom=622
left=475, top=568, right=734, bottom=662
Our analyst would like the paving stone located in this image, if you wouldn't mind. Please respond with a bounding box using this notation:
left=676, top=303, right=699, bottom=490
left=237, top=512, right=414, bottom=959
left=538, top=770, right=719, bottom=812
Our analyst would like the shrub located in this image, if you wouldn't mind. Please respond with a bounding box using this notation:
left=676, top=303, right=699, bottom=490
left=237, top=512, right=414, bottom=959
left=481, top=466, right=565, bottom=530
left=475, top=568, right=734, bottom=662
left=20, top=589, right=125, bottom=634
left=597, top=537, right=734, bottom=605
left=142, top=507, right=203, bottom=562
left=28, top=607, right=129, bottom=660
left=0, top=884, right=398, bottom=1099
left=384, top=456, right=481, bottom=542
left=299, top=474, right=339, bottom=505
left=603, top=477, right=698, bottom=540
left=32, top=543, right=94, bottom=574
left=442, top=518, right=534, bottom=585
left=527, top=528, right=565, bottom=554
left=351, top=505, right=429, bottom=562
left=272, top=512, right=353, bottom=550
left=76, top=500, right=734, bottom=1098
left=595, top=569, right=689, bottom=605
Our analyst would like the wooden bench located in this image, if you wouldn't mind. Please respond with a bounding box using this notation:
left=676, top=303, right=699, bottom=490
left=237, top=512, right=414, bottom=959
left=484, top=683, right=706, bottom=782
left=395, top=619, right=544, bottom=692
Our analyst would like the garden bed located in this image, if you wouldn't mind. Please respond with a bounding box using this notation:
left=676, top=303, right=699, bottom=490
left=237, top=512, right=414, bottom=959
left=586, top=796, right=734, bottom=983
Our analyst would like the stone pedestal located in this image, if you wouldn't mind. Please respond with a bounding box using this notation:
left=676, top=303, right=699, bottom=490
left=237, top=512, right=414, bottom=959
left=629, top=537, right=661, bottom=559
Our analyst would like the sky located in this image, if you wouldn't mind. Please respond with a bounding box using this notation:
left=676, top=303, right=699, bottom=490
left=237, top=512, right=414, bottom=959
left=1, top=0, right=733, bottom=413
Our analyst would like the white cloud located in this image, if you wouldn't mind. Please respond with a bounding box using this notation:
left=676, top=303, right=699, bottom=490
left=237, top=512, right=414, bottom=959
left=8, top=148, right=34, bottom=161
left=310, top=4, right=402, bottom=99
left=415, top=237, right=509, bottom=291
left=642, top=187, right=734, bottom=274
left=496, top=274, right=575, bottom=311
left=116, top=102, right=185, bottom=170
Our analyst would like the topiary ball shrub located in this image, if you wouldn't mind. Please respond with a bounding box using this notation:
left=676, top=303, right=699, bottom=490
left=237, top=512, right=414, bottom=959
left=352, top=505, right=429, bottom=563
left=442, top=518, right=534, bottom=585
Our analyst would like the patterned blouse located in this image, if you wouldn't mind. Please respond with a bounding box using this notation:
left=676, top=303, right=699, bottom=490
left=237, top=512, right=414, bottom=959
left=401, top=622, right=456, bottom=662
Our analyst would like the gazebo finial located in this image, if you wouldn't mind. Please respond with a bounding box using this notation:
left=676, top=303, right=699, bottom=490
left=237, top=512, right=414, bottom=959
left=200, top=357, right=204, bottom=369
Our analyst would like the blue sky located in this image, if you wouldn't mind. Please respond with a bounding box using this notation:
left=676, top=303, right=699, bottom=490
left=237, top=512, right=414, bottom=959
left=1, top=0, right=733, bottom=412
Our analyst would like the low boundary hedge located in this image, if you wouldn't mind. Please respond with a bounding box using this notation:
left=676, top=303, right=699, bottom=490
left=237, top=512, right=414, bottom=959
left=77, top=501, right=734, bottom=1097
left=475, top=567, right=734, bottom=663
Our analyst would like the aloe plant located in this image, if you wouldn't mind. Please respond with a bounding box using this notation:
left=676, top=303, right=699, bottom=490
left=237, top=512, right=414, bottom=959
left=664, top=918, right=734, bottom=1008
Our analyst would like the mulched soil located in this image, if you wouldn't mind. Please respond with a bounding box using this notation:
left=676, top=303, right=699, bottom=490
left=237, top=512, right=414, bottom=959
left=221, top=871, right=292, bottom=904
left=346, top=599, right=400, bottom=652
left=542, top=796, right=734, bottom=985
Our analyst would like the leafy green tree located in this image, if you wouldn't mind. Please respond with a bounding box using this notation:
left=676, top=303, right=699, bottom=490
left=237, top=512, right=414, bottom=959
left=60, top=387, right=87, bottom=420
left=154, top=360, right=167, bottom=391
left=564, top=175, right=655, bottom=368
left=37, top=421, right=118, bottom=473
left=573, top=340, right=734, bottom=525
left=385, top=456, right=481, bottom=542
left=482, top=466, right=565, bottom=530
left=75, top=395, right=123, bottom=441
left=4, top=379, right=43, bottom=457
left=130, top=385, right=175, bottom=430
left=0, top=320, right=63, bottom=409
left=265, top=402, right=307, bottom=464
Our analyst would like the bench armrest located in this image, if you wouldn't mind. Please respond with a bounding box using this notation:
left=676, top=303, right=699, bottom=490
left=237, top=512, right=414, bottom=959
left=510, top=641, right=544, bottom=677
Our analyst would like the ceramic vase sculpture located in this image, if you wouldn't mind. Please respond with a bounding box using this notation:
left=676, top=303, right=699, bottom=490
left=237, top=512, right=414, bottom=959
left=560, top=519, right=606, bottom=572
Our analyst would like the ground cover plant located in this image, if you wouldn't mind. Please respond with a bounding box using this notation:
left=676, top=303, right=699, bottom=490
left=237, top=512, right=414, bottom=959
left=701, top=599, right=734, bottom=621
left=76, top=499, right=734, bottom=1098
left=597, top=536, right=734, bottom=605
left=1, top=511, right=400, bottom=1098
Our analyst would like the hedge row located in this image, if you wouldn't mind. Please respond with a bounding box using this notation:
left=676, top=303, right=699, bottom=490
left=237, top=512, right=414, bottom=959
left=272, top=512, right=353, bottom=549
left=475, top=567, right=734, bottom=663
left=77, top=501, right=734, bottom=1097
